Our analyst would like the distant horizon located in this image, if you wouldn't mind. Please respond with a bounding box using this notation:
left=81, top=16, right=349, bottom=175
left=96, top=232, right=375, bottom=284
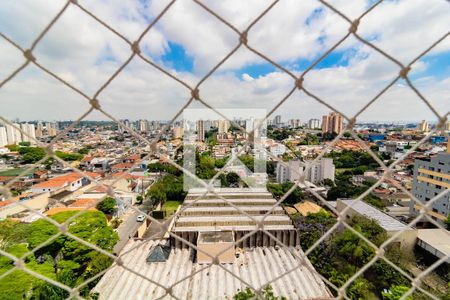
left=1, top=118, right=442, bottom=125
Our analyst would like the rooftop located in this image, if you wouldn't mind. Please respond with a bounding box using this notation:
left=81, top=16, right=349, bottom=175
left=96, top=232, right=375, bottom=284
left=93, top=239, right=332, bottom=299
left=417, top=229, right=450, bottom=259
left=337, top=199, right=410, bottom=232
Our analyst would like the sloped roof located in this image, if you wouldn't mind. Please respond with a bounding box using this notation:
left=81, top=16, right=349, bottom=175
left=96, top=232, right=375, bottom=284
left=94, top=240, right=332, bottom=299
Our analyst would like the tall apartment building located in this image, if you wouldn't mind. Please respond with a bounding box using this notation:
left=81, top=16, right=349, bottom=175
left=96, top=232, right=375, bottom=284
left=138, top=119, right=149, bottom=132
left=308, top=118, right=320, bottom=129
left=0, top=127, right=7, bottom=147
left=196, top=120, right=205, bottom=142
left=288, top=119, right=301, bottom=128
left=322, top=112, right=344, bottom=134
left=418, top=120, right=430, bottom=133
left=46, top=122, right=58, bottom=136
left=217, top=120, right=230, bottom=134
left=20, top=123, right=36, bottom=144
left=410, top=144, right=450, bottom=222
left=274, top=115, right=282, bottom=126
left=276, top=158, right=335, bottom=184
left=35, top=122, right=43, bottom=138
left=172, top=126, right=183, bottom=139
left=5, top=123, right=22, bottom=144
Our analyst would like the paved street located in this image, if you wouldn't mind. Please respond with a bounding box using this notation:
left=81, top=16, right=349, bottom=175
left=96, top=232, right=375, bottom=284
left=113, top=208, right=142, bottom=254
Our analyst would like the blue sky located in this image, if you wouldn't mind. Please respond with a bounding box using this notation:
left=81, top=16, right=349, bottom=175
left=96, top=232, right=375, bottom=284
left=0, top=0, right=449, bottom=121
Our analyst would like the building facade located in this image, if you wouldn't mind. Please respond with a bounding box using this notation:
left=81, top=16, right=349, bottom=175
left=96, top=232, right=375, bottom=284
left=409, top=147, right=450, bottom=222
left=20, top=123, right=36, bottom=144
left=196, top=120, right=205, bottom=142
left=308, top=118, right=320, bottom=129
left=217, top=120, right=230, bottom=134
left=276, top=158, right=335, bottom=184
left=321, top=112, right=344, bottom=134
left=0, top=127, right=7, bottom=147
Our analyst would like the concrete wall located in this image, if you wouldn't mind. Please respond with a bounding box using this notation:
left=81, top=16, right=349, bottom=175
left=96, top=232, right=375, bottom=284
left=387, top=228, right=417, bottom=252
left=197, top=242, right=235, bottom=264
left=136, top=220, right=148, bottom=238
left=0, top=192, right=50, bottom=219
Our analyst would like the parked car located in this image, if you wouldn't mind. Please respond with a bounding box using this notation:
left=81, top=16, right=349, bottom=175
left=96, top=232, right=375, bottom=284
left=136, top=215, right=145, bottom=222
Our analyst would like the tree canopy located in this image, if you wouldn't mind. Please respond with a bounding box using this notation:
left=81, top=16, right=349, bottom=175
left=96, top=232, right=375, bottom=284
left=0, top=211, right=118, bottom=299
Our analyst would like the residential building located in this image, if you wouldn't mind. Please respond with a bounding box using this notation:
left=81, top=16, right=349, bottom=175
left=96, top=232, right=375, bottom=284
left=31, top=172, right=84, bottom=194
left=217, top=120, right=230, bottom=134
left=20, top=123, right=36, bottom=144
left=288, top=119, right=301, bottom=128
left=274, top=115, right=281, bottom=126
left=269, top=143, right=286, bottom=156
left=409, top=145, right=450, bottom=222
left=321, top=112, right=344, bottom=134
left=35, top=122, right=43, bottom=138
left=276, top=158, right=335, bottom=184
left=0, top=127, right=7, bottom=147
left=118, top=119, right=130, bottom=133
left=418, top=120, right=430, bottom=133
left=46, top=122, right=58, bottom=136
left=305, top=158, right=335, bottom=184
left=138, top=119, right=149, bottom=132
left=308, top=118, right=320, bottom=129
left=5, top=123, right=22, bottom=144
left=276, top=160, right=301, bottom=183
left=172, top=126, right=183, bottom=139
left=150, top=120, right=160, bottom=131
left=196, top=120, right=205, bottom=142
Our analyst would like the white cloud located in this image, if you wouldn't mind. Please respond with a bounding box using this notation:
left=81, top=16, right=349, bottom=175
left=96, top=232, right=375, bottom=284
left=0, top=0, right=448, bottom=123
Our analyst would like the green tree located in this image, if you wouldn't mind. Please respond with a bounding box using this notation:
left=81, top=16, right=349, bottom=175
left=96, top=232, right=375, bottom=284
left=96, top=197, right=117, bottom=215
left=0, top=211, right=118, bottom=298
left=55, top=151, right=83, bottom=161
left=343, top=131, right=352, bottom=138
left=267, top=182, right=303, bottom=205
left=20, top=147, right=46, bottom=164
left=381, top=285, right=412, bottom=300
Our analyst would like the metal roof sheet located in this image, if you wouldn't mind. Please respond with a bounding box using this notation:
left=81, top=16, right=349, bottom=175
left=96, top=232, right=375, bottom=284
left=94, top=240, right=332, bottom=299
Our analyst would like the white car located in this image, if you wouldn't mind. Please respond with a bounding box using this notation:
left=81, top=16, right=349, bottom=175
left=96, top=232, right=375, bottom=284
left=136, top=215, right=146, bottom=222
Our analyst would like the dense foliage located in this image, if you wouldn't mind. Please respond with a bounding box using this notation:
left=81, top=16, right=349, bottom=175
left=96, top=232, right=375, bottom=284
left=267, top=129, right=294, bottom=141
left=298, top=214, right=412, bottom=299
left=18, top=147, right=46, bottom=164
left=327, top=173, right=384, bottom=210
left=267, top=182, right=303, bottom=205
left=147, top=162, right=181, bottom=176
left=326, top=150, right=379, bottom=170
left=0, top=211, right=118, bottom=299
left=55, top=151, right=84, bottom=161
left=299, top=133, right=319, bottom=145
left=146, top=174, right=186, bottom=206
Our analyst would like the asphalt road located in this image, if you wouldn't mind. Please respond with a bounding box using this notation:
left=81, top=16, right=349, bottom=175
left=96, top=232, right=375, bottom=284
left=113, top=209, right=143, bottom=254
